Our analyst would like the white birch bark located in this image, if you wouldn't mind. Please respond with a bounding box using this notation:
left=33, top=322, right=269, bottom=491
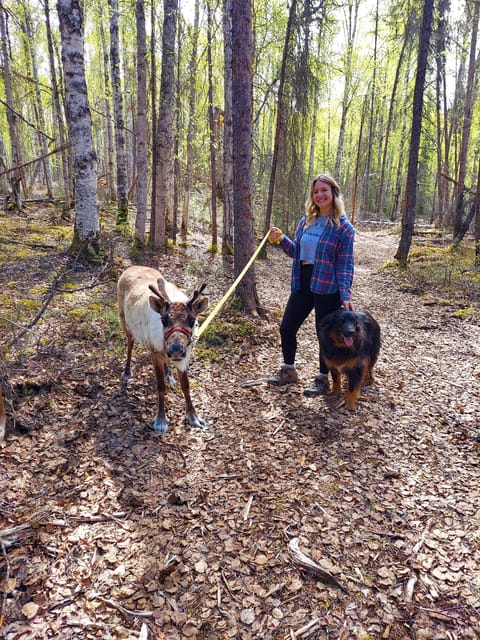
left=57, top=0, right=99, bottom=247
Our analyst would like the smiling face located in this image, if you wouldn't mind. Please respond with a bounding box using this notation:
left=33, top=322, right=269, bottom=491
left=312, top=180, right=334, bottom=216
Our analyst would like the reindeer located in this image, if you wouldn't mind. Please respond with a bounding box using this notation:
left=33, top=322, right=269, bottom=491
left=117, top=266, right=208, bottom=434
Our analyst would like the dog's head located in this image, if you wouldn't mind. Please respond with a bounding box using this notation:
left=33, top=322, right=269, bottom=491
left=323, top=309, right=360, bottom=349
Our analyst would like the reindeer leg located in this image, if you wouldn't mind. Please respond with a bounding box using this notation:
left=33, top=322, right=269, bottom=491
left=121, top=332, right=135, bottom=385
left=152, top=352, right=168, bottom=433
left=165, top=364, right=176, bottom=388
left=179, top=370, right=205, bottom=429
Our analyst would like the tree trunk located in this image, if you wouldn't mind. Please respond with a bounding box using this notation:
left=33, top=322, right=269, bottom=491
left=0, top=4, right=24, bottom=211
left=222, top=0, right=234, bottom=256
left=24, top=6, right=54, bottom=199
left=57, top=0, right=100, bottom=254
left=97, top=0, right=116, bottom=203
left=134, top=0, right=148, bottom=244
left=453, top=0, right=479, bottom=236
left=181, top=0, right=200, bottom=242
left=207, top=1, right=218, bottom=251
left=263, top=0, right=297, bottom=239
left=232, top=0, right=261, bottom=314
left=377, top=22, right=409, bottom=217
left=434, top=0, right=449, bottom=227
left=395, top=0, right=434, bottom=264
left=149, top=0, right=158, bottom=243
left=152, top=0, right=178, bottom=250
left=109, top=0, right=129, bottom=225
left=362, top=0, right=378, bottom=215
left=334, top=0, right=359, bottom=181
left=45, top=0, right=72, bottom=210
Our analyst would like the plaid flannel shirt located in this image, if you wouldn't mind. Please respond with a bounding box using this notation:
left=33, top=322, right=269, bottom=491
left=279, top=214, right=355, bottom=302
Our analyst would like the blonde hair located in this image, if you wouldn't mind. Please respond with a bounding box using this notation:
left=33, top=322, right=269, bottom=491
left=305, top=173, right=345, bottom=228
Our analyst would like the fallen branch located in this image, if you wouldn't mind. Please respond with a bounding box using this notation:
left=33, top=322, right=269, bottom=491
left=404, top=518, right=434, bottom=613
left=283, top=616, right=323, bottom=639
left=96, top=595, right=154, bottom=617
left=288, top=537, right=349, bottom=593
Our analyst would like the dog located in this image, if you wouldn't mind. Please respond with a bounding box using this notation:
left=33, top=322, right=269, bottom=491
left=319, top=309, right=380, bottom=409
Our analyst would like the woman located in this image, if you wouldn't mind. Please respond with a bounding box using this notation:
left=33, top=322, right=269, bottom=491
left=267, top=173, right=355, bottom=396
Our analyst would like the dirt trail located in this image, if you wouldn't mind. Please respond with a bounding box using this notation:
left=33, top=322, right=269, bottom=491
left=1, top=224, right=480, bottom=640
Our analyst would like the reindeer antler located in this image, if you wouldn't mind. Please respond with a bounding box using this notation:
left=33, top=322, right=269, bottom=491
left=189, top=282, right=207, bottom=305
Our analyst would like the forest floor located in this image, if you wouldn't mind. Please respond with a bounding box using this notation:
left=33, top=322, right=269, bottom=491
left=1, top=206, right=480, bottom=640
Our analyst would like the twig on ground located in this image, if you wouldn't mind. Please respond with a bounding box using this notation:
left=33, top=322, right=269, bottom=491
left=283, top=616, right=323, bottom=639
left=288, top=537, right=349, bottom=593
left=96, top=595, right=154, bottom=617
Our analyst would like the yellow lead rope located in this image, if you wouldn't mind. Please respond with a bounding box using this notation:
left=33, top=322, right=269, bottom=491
left=194, top=229, right=273, bottom=340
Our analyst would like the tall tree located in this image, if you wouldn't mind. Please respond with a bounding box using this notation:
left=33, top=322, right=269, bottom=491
left=109, top=0, right=129, bottom=225
left=134, top=0, right=148, bottom=244
left=0, top=2, right=24, bottom=210
left=44, top=0, right=71, bottom=209
left=222, top=0, right=234, bottom=255
left=22, top=1, right=54, bottom=199
left=231, top=0, right=261, bottom=314
left=263, top=0, right=297, bottom=239
left=181, top=0, right=200, bottom=242
left=453, top=0, right=479, bottom=238
left=151, top=0, right=178, bottom=249
left=56, top=0, right=100, bottom=254
left=206, top=0, right=218, bottom=251
left=334, top=0, right=360, bottom=181
left=395, top=0, right=434, bottom=264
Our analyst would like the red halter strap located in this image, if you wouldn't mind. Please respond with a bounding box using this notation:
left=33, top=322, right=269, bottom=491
left=165, top=326, right=192, bottom=340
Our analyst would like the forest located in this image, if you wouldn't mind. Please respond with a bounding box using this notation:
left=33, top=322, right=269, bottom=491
left=1, top=0, right=480, bottom=638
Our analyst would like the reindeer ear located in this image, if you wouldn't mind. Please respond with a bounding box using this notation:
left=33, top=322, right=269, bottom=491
left=192, top=295, right=208, bottom=315
left=149, top=295, right=169, bottom=316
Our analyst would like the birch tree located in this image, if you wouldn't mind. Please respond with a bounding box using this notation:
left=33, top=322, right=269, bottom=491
left=109, top=0, right=129, bottom=225
left=56, top=0, right=100, bottom=254
left=151, top=0, right=178, bottom=249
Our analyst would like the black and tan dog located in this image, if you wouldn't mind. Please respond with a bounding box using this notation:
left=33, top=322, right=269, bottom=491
left=319, top=309, right=381, bottom=409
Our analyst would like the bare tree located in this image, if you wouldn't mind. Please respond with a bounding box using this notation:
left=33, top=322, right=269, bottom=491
left=207, top=0, right=218, bottom=250
left=222, top=0, right=234, bottom=255
left=263, top=0, right=297, bottom=239
left=395, top=0, right=434, bottom=264
left=181, top=0, right=200, bottom=242
left=151, top=0, right=178, bottom=249
left=231, top=0, right=261, bottom=314
left=56, top=0, right=100, bottom=254
left=23, top=2, right=54, bottom=199
left=453, top=0, right=479, bottom=238
left=134, top=0, right=148, bottom=244
left=0, top=2, right=24, bottom=210
left=45, top=0, right=71, bottom=209
left=109, top=0, right=129, bottom=225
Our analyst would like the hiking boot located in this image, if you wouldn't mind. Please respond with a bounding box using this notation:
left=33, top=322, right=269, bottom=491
left=303, top=374, right=330, bottom=397
left=267, top=366, right=299, bottom=386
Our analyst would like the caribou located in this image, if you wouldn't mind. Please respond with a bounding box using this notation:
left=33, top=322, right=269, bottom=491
left=117, top=266, right=208, bottom=434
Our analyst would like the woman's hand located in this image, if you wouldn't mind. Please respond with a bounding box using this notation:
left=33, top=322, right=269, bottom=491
left=342, top=300, right=355, bottom=311
left=269, top=227, right=284, bottom=244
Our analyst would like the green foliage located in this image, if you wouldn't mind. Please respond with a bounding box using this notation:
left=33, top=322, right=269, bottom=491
left=194, top=316, right=257, bottom=363
left=388, top=241, right=480, bottom=307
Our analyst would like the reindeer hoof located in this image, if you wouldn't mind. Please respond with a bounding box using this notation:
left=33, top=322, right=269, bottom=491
left=152, top=415, right=168, bottom=434
left=187, top=414, right=206, bottom=429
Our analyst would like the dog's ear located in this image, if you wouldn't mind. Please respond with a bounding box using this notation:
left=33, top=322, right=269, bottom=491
left=321, top=310, right=338, bottom=332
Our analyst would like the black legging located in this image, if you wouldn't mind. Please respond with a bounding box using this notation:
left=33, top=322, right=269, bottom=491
left=280, top=264, right=341, bottom=373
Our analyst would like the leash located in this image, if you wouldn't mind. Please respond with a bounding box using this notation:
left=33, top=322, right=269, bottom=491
left=194, top=228, right=276, bottom=340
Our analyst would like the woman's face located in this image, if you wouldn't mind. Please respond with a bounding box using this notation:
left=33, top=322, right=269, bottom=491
left=312, top=180, right=334, bottom=215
